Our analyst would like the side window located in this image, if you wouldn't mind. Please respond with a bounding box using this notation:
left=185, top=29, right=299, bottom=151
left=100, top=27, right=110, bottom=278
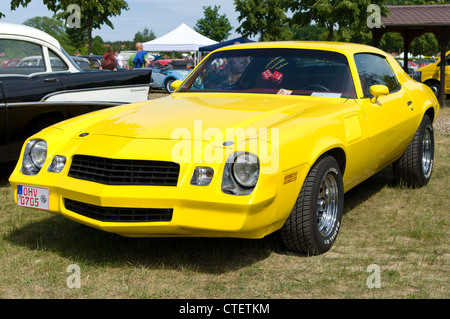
left=0, top=39, right=45, bottom=75
left=354, top=53, right=400, bottom=97
left=48, top=49, right=69, bottom=71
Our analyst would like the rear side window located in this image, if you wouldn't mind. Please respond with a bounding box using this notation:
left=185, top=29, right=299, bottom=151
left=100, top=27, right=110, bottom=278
left=354, top=53, right=400, bottom=97
left=0, top=40, right=45, bottom=75
left=48, top=49, right=69, bottom=71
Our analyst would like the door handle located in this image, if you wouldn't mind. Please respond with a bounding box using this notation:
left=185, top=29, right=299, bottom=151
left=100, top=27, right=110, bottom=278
left=407, top=101, right=413, bottom=110
left=44, top=78, right=59, bottom=83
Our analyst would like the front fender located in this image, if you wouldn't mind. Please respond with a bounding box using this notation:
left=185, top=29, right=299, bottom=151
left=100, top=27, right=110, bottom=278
left=308, top=137, right=347, bottom=169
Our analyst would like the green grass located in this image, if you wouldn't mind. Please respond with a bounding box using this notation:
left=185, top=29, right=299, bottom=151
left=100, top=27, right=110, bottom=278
left=0, top=100, right=448, bottom=299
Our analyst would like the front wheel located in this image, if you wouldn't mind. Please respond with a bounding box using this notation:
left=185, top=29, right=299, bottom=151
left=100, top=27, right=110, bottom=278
left=425, top=81, right=440, bottom=97
left=280, top=155, right=344, bottom=255
left=393, top=115, right=434, bottom=188
left=165, top=78, right=175, bottom=93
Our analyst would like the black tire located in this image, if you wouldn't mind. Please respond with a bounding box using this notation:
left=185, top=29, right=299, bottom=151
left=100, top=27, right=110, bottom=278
left=393, top=115, right=434, bottom=188
left=280, top=155, right=344, bottom=255
left=165, top=78, right=175, bottom=93
left=425, top=81, right=440, bottom=97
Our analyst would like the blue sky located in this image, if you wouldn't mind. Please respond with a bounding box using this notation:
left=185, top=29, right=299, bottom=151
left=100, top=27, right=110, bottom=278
left=0, top=0, right=242, bottom=41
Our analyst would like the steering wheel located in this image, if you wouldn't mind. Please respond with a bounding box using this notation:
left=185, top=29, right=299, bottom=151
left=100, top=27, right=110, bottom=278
left=302, top=84, right=330, bottom=92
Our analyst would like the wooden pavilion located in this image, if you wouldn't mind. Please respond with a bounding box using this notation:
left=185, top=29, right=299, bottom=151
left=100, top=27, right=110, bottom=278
left=372, top=4, right=450, bottom=106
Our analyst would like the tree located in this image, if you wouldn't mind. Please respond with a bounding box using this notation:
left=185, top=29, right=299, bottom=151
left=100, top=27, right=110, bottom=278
left=23, top=16, right=71, bottom=48
left=66, top=24, right=89, bottom=54
left=379, top=32, right=404, bottom=54
left=234, top=0, right=292, bottom=41
left=411, top=33, right=438, bottom=57
left=23, top=16, right=65, bottom=39
left=133, top=28, right=156, bottom=43
left=290, top=23, right=327, bottom=41
left=194, top=5, right=233, bottom=42
left=286, top=0, right=387, bottom=41
left=10, top=0, right=129, bottom=55
left=92, top=35, right=105, bottom=55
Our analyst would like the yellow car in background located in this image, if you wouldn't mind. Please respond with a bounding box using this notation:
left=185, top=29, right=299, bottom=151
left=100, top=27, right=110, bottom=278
left=413, top=50, right=450, bottom=97
left=9, top=42, right=439, bottom=255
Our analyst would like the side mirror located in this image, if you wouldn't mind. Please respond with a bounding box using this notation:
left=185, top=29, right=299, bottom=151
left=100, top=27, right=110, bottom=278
left=369, top=85, right=389, bottom=103
left=170, top=80, right=183, bottom=92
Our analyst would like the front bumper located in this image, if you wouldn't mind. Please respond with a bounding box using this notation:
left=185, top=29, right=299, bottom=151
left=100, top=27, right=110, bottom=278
left=9, top=153, right=309, bottom=239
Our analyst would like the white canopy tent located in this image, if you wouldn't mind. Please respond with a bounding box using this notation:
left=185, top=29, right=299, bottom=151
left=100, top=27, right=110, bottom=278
left=142, top=23, right=217, bottom=52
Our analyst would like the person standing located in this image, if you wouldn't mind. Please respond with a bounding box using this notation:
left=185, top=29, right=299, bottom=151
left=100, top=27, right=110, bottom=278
left=100, top=49, right=118, bottom=71
left=127, top=42, right=150, bottom=69
left=115, top=51, right=124, bottom=69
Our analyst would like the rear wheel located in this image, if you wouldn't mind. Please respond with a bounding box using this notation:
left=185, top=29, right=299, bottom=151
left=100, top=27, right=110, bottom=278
left=393, top=115, right=434, bottom=188
left=280, top=155, right=344, bottom=255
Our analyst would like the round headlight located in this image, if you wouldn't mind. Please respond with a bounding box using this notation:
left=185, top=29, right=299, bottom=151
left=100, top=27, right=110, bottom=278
left=22, top=139, right=48, bottom=175
left=232, top=153, right=259, bottom=188
left=30, top=140, right=47, bottom=168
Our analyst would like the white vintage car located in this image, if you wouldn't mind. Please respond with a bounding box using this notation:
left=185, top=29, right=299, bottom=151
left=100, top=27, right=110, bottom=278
left=0, top=22, right=152, bottom=163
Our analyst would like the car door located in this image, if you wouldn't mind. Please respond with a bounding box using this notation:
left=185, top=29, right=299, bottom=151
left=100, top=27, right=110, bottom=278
left=151, top=70, right=162, bottom=88
left=0, top=81, right=9, bottom=162
left=0, top=39, right=65, bottom=159
left=354, top=53, right=418, bottom=173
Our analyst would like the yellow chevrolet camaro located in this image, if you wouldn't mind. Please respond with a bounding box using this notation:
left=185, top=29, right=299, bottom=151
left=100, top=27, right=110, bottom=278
left=9, top=42, right=439, bottom=255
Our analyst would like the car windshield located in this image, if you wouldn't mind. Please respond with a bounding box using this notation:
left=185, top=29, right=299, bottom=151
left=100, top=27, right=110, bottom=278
left=178, top=48, right=356, bottom=98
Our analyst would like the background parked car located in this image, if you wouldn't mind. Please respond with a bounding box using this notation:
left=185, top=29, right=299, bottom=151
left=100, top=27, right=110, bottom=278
left=0, top=58, right=21, bottom=68
left=413, top=58, right=437, bottom=68
left=79, top=55, right=103, bottom=69
left=412, top=51, right=449, bottom=98
left=150, top=59, right=191, bottom=93
left=71, top=56, right=91, bottom=70
left=395, top=59, right=417, bottom=74
left=0, top=22, right=151, bottom=164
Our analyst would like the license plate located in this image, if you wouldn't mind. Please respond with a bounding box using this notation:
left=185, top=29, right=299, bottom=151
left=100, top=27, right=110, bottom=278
left=17, top=185, right=49, bottom=210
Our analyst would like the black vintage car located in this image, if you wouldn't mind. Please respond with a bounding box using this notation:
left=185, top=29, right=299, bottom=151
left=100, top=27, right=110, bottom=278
left=0, top=22, right=151, bottom=163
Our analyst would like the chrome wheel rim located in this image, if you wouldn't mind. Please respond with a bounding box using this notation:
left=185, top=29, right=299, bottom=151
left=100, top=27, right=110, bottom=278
left=317, top=173, right=339, bottom=237
left=422, top=127, right=432, bottom=176
left=166, top=80, right=174, bottom=92
left=429, top=85, right=438, bottom=95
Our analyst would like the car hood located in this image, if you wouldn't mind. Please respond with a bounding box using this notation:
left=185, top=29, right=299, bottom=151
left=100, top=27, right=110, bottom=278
left=75, top=93, right=349, bottom=142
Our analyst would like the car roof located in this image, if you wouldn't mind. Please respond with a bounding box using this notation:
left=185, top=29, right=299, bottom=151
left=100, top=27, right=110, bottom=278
left=72, top=56, right=89, bottom=61
left=0, top=22, right=61, bottom=48
left=215, top=41, right=388, bottom=57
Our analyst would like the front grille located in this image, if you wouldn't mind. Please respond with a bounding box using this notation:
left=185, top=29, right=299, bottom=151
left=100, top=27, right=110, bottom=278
left=64, top=198, right=173, bottom=223
left=68, top=155, right=179, bottom=186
